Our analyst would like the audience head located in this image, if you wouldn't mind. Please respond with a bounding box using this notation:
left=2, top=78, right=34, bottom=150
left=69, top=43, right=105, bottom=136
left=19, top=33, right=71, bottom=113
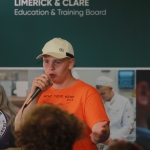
left=15, top=104, right=85, bottom=150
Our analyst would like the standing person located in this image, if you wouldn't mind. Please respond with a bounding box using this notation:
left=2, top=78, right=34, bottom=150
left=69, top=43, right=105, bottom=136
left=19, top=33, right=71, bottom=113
left=15, top=38, right=110, bottom=150
left=0, top=84, right=18, bottom=149
left=95, top=76, right=134, bottom=144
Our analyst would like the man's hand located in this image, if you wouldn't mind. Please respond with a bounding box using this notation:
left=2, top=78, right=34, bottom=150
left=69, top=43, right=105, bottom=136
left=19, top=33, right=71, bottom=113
left=90, top=121, right=110, bottom=144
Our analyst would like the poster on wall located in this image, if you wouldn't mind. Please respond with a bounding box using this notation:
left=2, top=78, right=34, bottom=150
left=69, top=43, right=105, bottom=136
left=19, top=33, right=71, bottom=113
left=0, top=68, right=150, bottom=149
left=0, top=0, right=149, bottom=67
left=0, top=68, right=137, bottom=147
left=136, top=70, right=150, bottom=150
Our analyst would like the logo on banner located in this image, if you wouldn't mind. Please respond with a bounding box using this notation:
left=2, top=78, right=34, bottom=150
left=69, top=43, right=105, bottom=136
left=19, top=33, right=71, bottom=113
left=0, top=110, right=7, bottom=139
left=13, top=0, right=107, bottom=17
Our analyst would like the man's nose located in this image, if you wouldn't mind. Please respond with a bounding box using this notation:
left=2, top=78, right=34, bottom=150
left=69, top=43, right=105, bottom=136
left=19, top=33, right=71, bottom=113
left=48, top=62, right=54, bottom=70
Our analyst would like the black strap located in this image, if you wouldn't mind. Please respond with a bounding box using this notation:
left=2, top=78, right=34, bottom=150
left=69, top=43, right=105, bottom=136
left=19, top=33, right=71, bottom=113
left=66, top=52, right=74, bottom=58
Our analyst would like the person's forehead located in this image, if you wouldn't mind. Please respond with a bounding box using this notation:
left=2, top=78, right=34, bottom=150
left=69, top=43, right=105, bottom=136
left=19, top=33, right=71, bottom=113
left=43, top=55, right=55, bottom=59
left=43, top=55, right=63, bottom=60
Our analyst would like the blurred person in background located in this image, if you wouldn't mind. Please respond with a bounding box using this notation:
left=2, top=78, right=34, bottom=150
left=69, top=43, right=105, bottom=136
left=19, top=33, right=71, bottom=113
left=136, top=70, right=150, bottom=150
left=14, top=104, right=85, bottom=150
left=95, top=76, right=134, bottom=146
left=0, top=84, right=18, bottom=149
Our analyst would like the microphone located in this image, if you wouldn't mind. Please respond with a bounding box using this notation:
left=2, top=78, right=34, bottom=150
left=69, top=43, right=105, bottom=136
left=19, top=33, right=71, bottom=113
left=24, top=87, right=41, bottom=107
left=23, top=79, right=51, bottom=109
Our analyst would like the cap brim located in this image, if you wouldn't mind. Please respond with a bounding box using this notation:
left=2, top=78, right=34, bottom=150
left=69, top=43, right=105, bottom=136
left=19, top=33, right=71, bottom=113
left=36, top=52, right=67, bottom=59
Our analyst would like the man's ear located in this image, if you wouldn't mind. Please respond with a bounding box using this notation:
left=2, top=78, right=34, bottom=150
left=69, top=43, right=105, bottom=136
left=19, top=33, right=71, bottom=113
left=69, top=58, right=75, bottom=70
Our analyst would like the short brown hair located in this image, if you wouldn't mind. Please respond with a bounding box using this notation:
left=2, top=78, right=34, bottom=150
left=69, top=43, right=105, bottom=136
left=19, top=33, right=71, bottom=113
left=15, top=104, right=85, bottom=150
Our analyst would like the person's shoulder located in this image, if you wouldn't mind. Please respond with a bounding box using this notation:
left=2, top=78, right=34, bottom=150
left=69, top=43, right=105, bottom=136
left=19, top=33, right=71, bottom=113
left=78, top=80, right=97, bottom=90
left=0, top=110, right=15, bottom=148
left=75, top=80, right=99, bottom=94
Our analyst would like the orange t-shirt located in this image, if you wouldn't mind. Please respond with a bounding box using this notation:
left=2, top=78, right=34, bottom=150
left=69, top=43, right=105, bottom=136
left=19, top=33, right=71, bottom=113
left=38, top=80, right=109, bottom=150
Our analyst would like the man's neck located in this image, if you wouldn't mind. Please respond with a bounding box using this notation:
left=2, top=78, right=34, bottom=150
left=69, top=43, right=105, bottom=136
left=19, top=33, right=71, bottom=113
left=52, top=77, right=77, bottom=89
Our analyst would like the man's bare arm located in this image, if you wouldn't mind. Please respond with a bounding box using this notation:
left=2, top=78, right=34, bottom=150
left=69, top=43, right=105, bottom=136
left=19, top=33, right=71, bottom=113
left=15, top=74, right=51, bottom=131
left=90, top=121, right=110, bottom=144
left=14, top=92, right=39, bottom=131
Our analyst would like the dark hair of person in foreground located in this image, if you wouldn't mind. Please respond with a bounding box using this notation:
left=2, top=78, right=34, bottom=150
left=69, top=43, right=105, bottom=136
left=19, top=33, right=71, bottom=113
left=14, top=104, right=86, bottom=150
left=107, top=140, right=145, bottom=150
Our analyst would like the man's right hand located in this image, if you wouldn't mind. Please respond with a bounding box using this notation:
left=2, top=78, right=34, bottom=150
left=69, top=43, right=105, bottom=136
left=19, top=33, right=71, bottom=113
left=15, top=74, right=51, bottom=131
left=31, top=74, right=51, bottom=95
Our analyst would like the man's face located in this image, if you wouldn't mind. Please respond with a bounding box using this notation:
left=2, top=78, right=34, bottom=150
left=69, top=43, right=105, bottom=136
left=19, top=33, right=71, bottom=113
left=43, top=55, right=74, bottom=84
left=97, top=86, right=112, bottom=101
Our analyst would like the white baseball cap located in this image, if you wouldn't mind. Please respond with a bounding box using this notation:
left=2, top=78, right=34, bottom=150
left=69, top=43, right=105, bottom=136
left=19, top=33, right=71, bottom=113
left=36, top=38, right=74, bottom=59
left=96, top=76, right=113, bottom=87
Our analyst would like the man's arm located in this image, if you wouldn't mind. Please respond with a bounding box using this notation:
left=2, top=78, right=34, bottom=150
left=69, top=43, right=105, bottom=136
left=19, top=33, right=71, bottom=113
left=90, top=121, right=110, bottom=144
left=15, top=74, right=50, bottom=131
left=14, top=92, right=38, bottom=131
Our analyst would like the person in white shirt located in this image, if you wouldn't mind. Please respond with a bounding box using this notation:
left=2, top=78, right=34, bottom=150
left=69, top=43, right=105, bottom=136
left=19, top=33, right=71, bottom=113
left=95, top=76, right=134, bottom=145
